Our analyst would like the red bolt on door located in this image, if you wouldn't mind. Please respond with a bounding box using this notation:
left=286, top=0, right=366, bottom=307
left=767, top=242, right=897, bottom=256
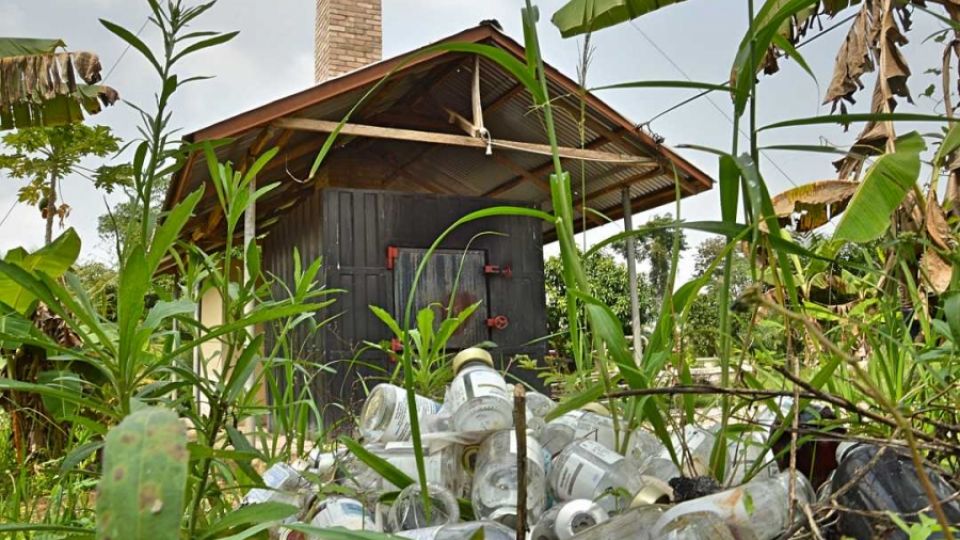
left=486, top=315, right=509, bottom=330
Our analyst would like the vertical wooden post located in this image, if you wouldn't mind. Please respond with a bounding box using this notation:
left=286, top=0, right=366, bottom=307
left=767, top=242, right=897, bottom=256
left=622, top=187, right=642, bottom=363
left=513, top=385, right=527, bottom=540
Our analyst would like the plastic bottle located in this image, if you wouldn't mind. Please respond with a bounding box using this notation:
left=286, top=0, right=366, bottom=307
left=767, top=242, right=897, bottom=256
left=307, top=496, right=377, bottom=532
left=652, top=471, right=814, bottom=540
left=360, top=383, right=442, bottom=443
left=472, top=429, right=547, bottom=527
left=530, top=499, right=609, bottom=540
left=565, top=504, right=666, bottom=540
left=388, top=483, right=460, bottom=531
left=541, top=409, right=616, bottom=456
left=549, top=439, right=672, bottom=513
left=831, top=443, right=960, bottom=540
left=394, top=521, right=515, bottom=540
left=656, top=424, right=730, bottom=478
left=444, top=348, right=513, bottom=432
left=524, top=390, right=557, bottom=438
left=725, top=428, right=779, bottom=485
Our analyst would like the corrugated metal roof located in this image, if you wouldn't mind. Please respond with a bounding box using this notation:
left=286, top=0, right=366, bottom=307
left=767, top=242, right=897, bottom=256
left=165, top=24, right=712, bottom=251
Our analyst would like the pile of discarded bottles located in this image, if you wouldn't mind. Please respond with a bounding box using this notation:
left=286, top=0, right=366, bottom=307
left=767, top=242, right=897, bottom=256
left=246, top=348, right=960, bottom=539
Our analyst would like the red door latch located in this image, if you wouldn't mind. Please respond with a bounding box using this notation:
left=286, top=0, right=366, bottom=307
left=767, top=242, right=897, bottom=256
left=483, top=264, right=512, bottom=278
left=486, top=315, right=509, bottom=330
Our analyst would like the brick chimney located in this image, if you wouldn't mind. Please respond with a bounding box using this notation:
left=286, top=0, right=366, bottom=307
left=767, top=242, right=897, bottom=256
left=315, top=0, right=382, bottom=83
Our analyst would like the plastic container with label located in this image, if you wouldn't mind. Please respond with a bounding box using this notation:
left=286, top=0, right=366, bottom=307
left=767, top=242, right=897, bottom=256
left=472, top=429, right=547, bottom=527
left=530, top=499, right=609, bottom=540
left=444, top=348, right=513, bottom=432
left=360, top=383, right=442, bottom=443
left=652, top=471, right=814, bottom=540
left=549, top=439, right=671, bottom=512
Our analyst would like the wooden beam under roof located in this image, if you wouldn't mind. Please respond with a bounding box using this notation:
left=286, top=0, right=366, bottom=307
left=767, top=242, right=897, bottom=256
left=273, top=117, right=656, bottom=166
left=483, top=136, right=611, bottom=197
left=490, top=153, right=550, bottom=194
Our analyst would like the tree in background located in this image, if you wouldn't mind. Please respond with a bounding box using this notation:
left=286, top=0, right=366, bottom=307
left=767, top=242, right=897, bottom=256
left=96, top=175, right=169, bottom=259
left=685, top=237, right=751, bottom=357
left=613, top=213, right=687, bottom=299
left=545, top=248, right=654, bottom=353
left=0, top=124, right=130, bottom=244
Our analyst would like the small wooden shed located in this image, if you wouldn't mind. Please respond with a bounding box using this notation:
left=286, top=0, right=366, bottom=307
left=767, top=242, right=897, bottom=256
left=164, top=20, right=712, bottom=424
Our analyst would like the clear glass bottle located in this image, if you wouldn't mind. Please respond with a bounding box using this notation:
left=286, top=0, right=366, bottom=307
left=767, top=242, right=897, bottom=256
left=541, top=409, right=616, bottom=456
left=344, top=442, right=462, bottom=495
left=549, top=439, right=669, bottom=513
left=394, top=521, right=515, bottom=540
left=628, top=428, right=681, bottom=483
left=566, top=504, right=666, bottom=540
left=444, top=348, right=513, bottom=432
left=241, top=462, right=310, bottom=507
left=307, top=496, right=377, bottom=532
left=360, top=383, right=442, bottom=443
left=388, top=482, right=460, bottom=531
left=652, top=471, right=814, bottom=540
left=530, top=499, right=609, bottom=540
left=472, top=429, right=547, bottom=527
left=524, top=390, right=557, bottom=438
left=660, top=424, right=730, bottom=478
left=657, top=510, right=738, bottom=540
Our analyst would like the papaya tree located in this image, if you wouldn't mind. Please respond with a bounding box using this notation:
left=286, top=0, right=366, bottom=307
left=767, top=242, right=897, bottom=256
left=0, top=124, right=131, bottom=244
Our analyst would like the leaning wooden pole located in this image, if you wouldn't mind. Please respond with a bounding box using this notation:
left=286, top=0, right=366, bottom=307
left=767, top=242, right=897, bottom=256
left=622, top=187, right=642, bottom=362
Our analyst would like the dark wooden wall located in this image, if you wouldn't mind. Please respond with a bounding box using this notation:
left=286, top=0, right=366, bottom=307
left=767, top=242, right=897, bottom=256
left=262, top=187, right=547, bottom=429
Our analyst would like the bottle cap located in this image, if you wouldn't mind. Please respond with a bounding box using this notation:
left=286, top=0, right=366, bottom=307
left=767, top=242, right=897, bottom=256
left=580, top=402, right=611, bottom=417
left=629, top=475, right=673, bottom=507
left=452, top=347, right=494, bottom=373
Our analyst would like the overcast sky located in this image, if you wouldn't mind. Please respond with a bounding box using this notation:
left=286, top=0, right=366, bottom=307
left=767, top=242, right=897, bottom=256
left=0, top=1, right=950, bottom=283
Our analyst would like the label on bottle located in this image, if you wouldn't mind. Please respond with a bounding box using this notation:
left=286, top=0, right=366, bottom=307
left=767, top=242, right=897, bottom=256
left=446, top=369, right=508, bottom=408
left=556, top=453, right=607, bottom=499
left=311, top=498, right=373, bottom=529
left=262, top=463, right=301, bottom=490
left=383, top=387, right=442, bottom=442
left=578, top=440, right=623, bottom=465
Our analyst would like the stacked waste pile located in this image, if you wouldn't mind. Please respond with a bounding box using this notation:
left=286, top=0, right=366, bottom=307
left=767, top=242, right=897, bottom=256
left=245, top=348, right=960, bottom=539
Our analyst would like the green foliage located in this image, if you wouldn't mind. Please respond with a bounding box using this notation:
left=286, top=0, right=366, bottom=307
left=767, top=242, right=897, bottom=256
left=612, top=213, right=688, bottom=299
left=545, top=247, right=653, bottom=351
left=551, top=0, right=689, bottom=37
left=0, top=124, right=130, bottom=243
left=0, top=227, right=80, bottom=315
left=96, top=407, right=188, bottom=540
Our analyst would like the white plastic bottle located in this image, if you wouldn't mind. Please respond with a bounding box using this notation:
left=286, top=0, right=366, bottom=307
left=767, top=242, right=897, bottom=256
left=444, top=348, right=513, bottom=432
left=388, top=482, right=460, bottom=531
left=472, top=429, right=547, bottom=527
left=549, top=439, right=671, bottom=513
left=530, top=499, right=609, bottom=540
left=651, top=471, right=814, bottom=540
left=307, top=496, right=377, bottom=532
left=394, top=521, right=515, bottom=540
left=359, top=383, right=442, bottom=443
